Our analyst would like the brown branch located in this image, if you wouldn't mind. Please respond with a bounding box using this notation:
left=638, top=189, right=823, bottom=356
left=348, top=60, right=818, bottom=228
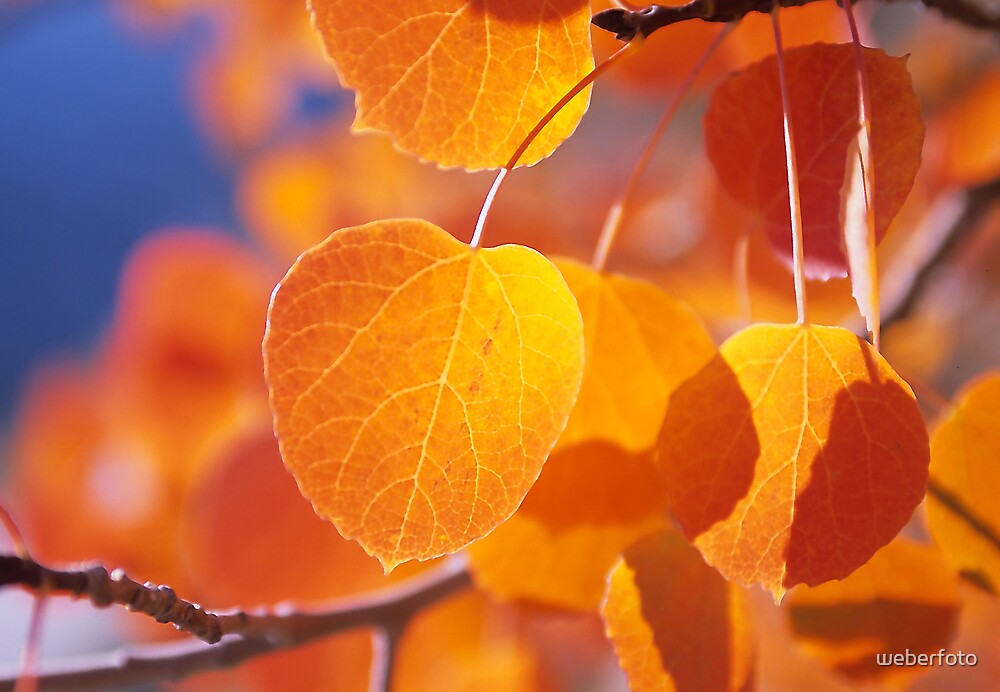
left=593, top=0, right=1000, bottom=41
left=0, top=556, right=472, bottom=691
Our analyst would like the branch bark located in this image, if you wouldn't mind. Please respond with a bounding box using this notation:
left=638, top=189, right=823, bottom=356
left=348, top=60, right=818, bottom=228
left=593, top=0, right=1000, bottom=41
left=0, top=556, right=472, bottom=691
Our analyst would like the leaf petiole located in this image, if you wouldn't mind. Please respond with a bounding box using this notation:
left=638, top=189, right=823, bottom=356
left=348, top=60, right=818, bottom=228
left=470, top=40, right=641, bottom=249
left=770, top=8, right=808, bottom=324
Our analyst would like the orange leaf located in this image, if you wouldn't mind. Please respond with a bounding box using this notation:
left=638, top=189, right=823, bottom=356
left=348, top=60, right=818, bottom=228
left=659, top=324, right=929, bottom=600
left=263, top=219, right=584, bottom=571
left=554, top=259, right=716, bottom=453
left=927, top=371, right=1000, bottom=593
left=934, top=67, right=1000, bottom=186
left=705, top=43, right=923, bottom=280
left=788, top=538, right=960, bottom=685
left=395, top=590, right=546, bottom=691
left=467, top=441, right=669, bottom=611
left=309, top=0, right=594, bottom=170
left=181, top=428, right=425, bottom=607
left=601, top=530, right=755, bottom=692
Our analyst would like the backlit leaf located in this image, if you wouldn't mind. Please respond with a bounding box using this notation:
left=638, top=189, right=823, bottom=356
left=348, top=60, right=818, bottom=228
left=788, top=539, right=960, bottom=686
left=659, top=324, right=930, bottom=600
left=264, top=219, right=584, bottom=571
left=926, top=371, right=1000, bottom=593
left=309, top=0, right=594, bottom=170
left=468, top=441, right=669, bottom=611
left=705, top=43, right=923, bottom=280
left=554, top=259, right=716, bottom=453
left=601, top=530, right=754, bottom=692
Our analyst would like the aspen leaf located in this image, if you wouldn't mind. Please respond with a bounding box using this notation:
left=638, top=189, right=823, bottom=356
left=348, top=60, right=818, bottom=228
left=788, top=539, right=960, bottom=685
left=601, top=530, right=755, bottom=692
left=554, top=259, right=716, bottom=453
left=659, top=324, right=930, bottom=600
left=263, top=219, right=584, bottom=571
left=309, top=0, right=594, bottom=170
left=394, top=590, right=546, bottom=691
left=926, top=371, right=1000, bottom=593
left=705, top=43, right=923, bottom=280
left=467, top=441, right=669, bottom=611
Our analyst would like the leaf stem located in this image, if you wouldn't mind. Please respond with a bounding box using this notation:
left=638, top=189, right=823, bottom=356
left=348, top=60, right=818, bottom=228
left=592, top=25, right=732, bottom=272
left=0, top=502, right=30, bottom=560
left=469, top=41, right=638, bottom=249
left=770, top=8, right=808, bottom=324
left=844, top=0, right=881, bottom=350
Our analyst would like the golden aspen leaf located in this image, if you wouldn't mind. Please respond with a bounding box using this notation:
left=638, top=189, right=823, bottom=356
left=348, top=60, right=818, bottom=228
left=705, top=43, right=923, bottom=280
left=601, top=530, right=755, bottom=692
left=659, top=324, right=930, bottom=600
left=788, top=539, right=960, bottom=686
left=926, top=371, right=1000, bottom=593
left=264, top=219, right=584, bottom=571
left=554, top=259, right=716, bottom=453
left=309, top=0, right=594, bottom=170
left=468, top=441, right=669, bottom=611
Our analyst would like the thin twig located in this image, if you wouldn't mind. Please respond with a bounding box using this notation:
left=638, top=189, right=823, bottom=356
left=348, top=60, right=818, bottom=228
left=592, top=0, right=1000, bottom=41
left=0, top=556, right=472, bottom=691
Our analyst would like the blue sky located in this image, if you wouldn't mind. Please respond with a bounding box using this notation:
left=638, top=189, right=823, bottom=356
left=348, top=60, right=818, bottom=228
left=0, top=1, right=238, bottom=422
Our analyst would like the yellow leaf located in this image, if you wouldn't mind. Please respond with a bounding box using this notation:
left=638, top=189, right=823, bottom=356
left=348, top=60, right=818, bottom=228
left=468, top=441, right=669, bottom=611
left=927, top=371, right=1000, bottom=593
left=309, top=0, right=594, bottom=170
left=555, top=259, right=717, bottom=453
left=263, top=219, right=584, bottom=570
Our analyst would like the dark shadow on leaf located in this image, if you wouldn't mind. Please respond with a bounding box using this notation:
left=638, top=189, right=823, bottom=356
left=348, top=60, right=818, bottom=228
left=659, top=354, right=759, bottom=538
left=790, top=598, right=958, bottom=679
left=783, top=340, right=929, bottom=589
left=628, top=530, right=746, bottom=692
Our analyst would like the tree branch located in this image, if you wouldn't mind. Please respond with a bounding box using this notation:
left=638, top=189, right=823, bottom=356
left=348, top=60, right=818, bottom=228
left=0, top=556, right=472, bottom=691
left=593, top=0, right=1000, bottom=41
left=881, top=176, right=1000, bottom=331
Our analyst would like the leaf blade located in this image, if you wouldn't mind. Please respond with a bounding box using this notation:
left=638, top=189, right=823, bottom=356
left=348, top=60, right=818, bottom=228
left=264, top=219, right=584, bottom=570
